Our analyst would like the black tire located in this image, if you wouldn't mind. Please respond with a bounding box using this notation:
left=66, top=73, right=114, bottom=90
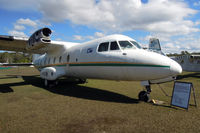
left=44, top=79, right=56, bottom=88
left=44, top=79, right=49, bottom=87
left=77, top=79, right=87, bottom=84
left=138, top=91, right=149, bottom=102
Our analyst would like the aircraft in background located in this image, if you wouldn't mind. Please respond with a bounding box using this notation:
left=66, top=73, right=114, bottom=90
left=0, top=28, right=182, bottom=102
left=172, top=54, right=200, bottom=72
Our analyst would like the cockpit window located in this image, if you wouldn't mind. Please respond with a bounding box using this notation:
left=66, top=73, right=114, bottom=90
left=98, top=42, right=109, bottom=52
left=130, top=41, right=141, bottom=49
left=118, top=41, right=135, bottom=49
left=110, top=41, right=120, bottom=50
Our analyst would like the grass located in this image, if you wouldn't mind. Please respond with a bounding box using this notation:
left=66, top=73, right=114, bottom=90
left=0, top=67, right=200, bottom=133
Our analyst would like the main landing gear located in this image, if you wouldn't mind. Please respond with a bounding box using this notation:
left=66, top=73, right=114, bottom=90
left=138, top=81, right=152, bottom=102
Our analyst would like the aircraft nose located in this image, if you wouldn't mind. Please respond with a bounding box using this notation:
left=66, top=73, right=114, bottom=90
left=170, top=60, right=182, bottom=76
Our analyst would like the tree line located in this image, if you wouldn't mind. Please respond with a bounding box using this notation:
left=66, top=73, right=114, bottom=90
left=0, top=52, right=32, bottom=63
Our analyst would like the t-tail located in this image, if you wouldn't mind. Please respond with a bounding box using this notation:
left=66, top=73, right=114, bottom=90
left=149, top=38, right=165, bottom=56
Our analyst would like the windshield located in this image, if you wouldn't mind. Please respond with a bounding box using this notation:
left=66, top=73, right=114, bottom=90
left=118, top=41, right=135, bottom=49
left=130, top=41, right=142, bottom=49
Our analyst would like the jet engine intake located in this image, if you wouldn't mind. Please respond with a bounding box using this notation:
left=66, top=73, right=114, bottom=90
left=27, top=28, right=52, bottom=50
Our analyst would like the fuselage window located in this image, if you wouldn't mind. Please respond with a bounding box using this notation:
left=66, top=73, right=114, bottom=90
left=110, top=41, right=120, bottom=50
left=59, top=56, right=62, bottom=63
left=67, top=55, right=70, bottom=62
left=48, top=58, right=51, bottom=64
left=130, top=41, right=141, bottom=49
left=53, top=57, right=56, bottom=64
left=118, top=41, right=135, bottom=49
left=98, top=42, right=109, bottom=52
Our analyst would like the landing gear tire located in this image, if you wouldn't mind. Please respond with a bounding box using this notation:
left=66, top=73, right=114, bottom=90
left=138, top=91, right=150, bottom=102
left=44, top=79, right=49, bottom=87
left=77, top=79, right=87, bottom=84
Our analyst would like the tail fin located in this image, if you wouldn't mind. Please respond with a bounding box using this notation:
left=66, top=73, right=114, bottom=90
left=149, top=38, right=165, bottom=55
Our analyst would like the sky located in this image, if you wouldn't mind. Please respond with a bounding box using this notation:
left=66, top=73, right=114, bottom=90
left=0, top=0, right=200, bottom=54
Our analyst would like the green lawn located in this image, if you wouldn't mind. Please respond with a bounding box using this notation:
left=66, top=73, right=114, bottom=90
left=0, top=67, right=199, bottom=133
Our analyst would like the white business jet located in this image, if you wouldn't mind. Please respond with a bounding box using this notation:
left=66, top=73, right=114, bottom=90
left=0, top=28, right=182, bottom=102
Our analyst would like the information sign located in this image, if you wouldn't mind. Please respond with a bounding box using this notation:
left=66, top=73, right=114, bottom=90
left=171, top=82, right=192, bottom=109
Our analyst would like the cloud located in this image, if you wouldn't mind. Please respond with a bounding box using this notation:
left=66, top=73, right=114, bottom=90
left=194, top=1, right=200, bottom=6
left=73, top=31, right=105, bottom=41
left=1, top=0, right=200, bottom=53
left=14, top=24, right=25, bottom=31
left=8, top=30, right=27, bottom=37
left=1, top=0, right=198, bottom=36
left=94, top=32, right=105, bottom=38
left=7, top=18, right=44, bottom=37
left=73, top=35, right=83, bottom=41
left=36, top=0, right=199, bottom=36
left=16, top=18, right=37, bottom=27
left=0, top=0, right=38, bottom=11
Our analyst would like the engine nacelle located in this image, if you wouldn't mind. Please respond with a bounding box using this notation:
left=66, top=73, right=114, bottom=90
left=27, top=28, right=52, bottom=50
left=40, top=67, right=66, bottom=81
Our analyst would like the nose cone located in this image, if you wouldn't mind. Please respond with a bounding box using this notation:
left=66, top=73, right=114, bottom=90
left=170, top=60, right=182, bottom=76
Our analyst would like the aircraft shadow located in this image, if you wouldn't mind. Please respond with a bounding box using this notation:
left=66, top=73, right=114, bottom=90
left=0, top=85, right=14, bottom=93
left=20, top=76, right=139, bottom=104
left=176, top=72, right=200, bottom=80
left=0, top=75, right=19, bottom=79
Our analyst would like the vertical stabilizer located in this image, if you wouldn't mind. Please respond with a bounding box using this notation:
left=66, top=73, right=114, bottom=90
left=149, top=38, right=165, bottom=55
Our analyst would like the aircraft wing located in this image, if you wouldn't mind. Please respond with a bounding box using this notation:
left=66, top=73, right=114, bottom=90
left=0, top=35, right=28, bottom=52
left=0, top=28, right=64, bottom=54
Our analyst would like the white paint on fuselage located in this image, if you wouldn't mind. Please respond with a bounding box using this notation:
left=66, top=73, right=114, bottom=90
left=33, top=34, right=182, bottom=81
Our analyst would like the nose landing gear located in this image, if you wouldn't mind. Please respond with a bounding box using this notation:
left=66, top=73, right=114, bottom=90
left=44, top=79, right=58, bottom=88
left=138, top=81, right=152, bottom=102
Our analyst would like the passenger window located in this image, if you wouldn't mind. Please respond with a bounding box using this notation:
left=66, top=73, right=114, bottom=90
left=48, top=58, right=50, bottom=64
left=67, top=55, right=70, bottom=62
left=110, top=41, right=120, bottom=50
left=53, top=57, right=56, bottom=64
left=59, top=56, right=62, bottom=63
left=98, top=42, right=109, bottom=52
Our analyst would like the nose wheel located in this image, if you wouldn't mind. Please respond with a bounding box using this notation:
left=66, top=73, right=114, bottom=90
left=138, top=85, right=151, bottom=102
left=44, top=79, right=58, bottom=88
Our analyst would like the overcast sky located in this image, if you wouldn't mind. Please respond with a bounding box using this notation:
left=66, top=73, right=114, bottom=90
left=0, top=0, right=200, bottom=53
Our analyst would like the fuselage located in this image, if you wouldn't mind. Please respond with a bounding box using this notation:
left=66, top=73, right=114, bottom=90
left=33, top=34, right=182, bottom=82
